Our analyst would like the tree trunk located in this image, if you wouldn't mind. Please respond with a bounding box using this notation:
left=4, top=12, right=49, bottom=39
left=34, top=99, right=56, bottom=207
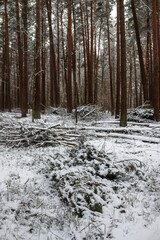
left=41, top=2, right=46, bottom=112
left=22, top=0, right=28, bottom=117
left=46, top=0, right=59, bottom=107
left=94, top=20, right=102, bottom=104
left=79, top=0, right=87, bottom=104
left=67, top=0, right=73, bottom=113
left=1, top=19, right=5, bottom=111
left=120, top=0, right=127, bottom=127
left=4, top=0, right=11, bottom=112
left=72, top=0, right=78, bottom=122
left=133, top=44, right=138, bottom=107
left=115, top=0, right=120, bottom=118
left=86, top=2, right=90, bottom=104
left=106, top=1, right=114, bottom=115
left=16, top=0, right=25, bottom=116
left=57, top=0, right=60, bottom=105
left=131, top=0, right=149, bottom=102
left=32, top=0, right=41, bottom=120
left=152, top=0, right=159, bottom=120
left=89, top=0, right=94, bottom=104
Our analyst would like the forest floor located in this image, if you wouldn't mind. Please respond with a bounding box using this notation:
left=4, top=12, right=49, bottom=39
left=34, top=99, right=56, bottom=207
left=0, top=108, right=160, bottom=240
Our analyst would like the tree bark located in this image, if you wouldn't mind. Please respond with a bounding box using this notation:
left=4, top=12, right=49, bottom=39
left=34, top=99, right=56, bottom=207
left=133, top=44, right=138, bottom=107
left=46, top=0, right=59, bottom=107
left=79, top=0, right=87, bottom=104
left=89, top=0, right=94, bottom=104
left=115, top=0, right=120, bottom=118
left=120, top=0, right=127, bottom=127
left=4, top=0, right=11, bottom=111
left=152, top=0, right=159, bottom=120
left=32, top=0, right=41, bottom=120
left=67, top=0, right=73, bottom=113
left=106, top=1, right=114, bottom=115
left=41, top=2, right=46, bottom=112
left=22, top=0, right=28, bottom=117
left=131, top=0, right=149, bottom=102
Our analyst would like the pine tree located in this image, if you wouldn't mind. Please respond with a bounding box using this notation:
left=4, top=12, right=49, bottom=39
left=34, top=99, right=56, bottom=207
left=120, top=0, right=127, bottom=127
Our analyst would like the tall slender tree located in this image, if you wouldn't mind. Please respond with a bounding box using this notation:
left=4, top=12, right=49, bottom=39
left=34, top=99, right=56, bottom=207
left=15, top=0, right=25, bottom=116
left=79, top=0, right=87, bottom=104
left=152, top=0, right=159, bottom=120
left=120, top=0, right=127, bottom=127
left=89, top=0, right=94, bottom=104
left=131, top=0, right=149, bottom=102
left=67, top=0, right=73, bottom=113
left=115, top=0, right=120, bottom=118
left=46, top=0, right=59, bottom=107
left=106, top=0, right=114, bottom=115
left=4, top=0, right=11, bottom=111
left=22, top=0, right=29, bottom=116
left=32, top=0, right=41, bottom=120
left=41, top=1, right=46, bottom=112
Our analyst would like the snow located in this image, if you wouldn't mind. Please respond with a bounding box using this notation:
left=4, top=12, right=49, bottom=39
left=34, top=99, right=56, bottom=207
left=0, top=111, right=160, bottom=240
left=108, top=132, right=160, bottom=143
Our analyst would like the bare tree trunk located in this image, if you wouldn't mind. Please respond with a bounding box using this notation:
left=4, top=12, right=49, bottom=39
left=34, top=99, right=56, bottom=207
left=149, top=34, right=153, bottom=104
left=32, top=0, right=41, bottom=120
left=72, top=0, right=78, bottom=122
left=145, top=0, right=150, bottom=104
left=152, top=0, right=159, bottom=120
left=57, top=0, right=60, bottom=105
left=41, top=2, right=46, bottom=112
left=133, top=44, right=138, bottom=107
left=128, top=45, right=132, bottom=108
left=79, top=0, right=87, bottom=104
left=46, top=0, right=59, bottom=107
left=106, top=1, right=114, bottom=115
left=156, top=0, right=160, bottom=114
left=86, top=2, right=90, bottom=104
left=1, top=19, right=5, bottom=111
left=131, top=0, right=149, bottom=102
left=67, top=0, right=73, bottom=113
left=60, top=4, right=68, bottom=107
left=16, top=0, right=25, bottom=116
left=120, top=0, right=127, bottom=127
left=89, top=0, right=94, bottom=104
left=115, top=0, right=120, bottom=118
left=22, top=0, right=29, bottom=116
left=4, top=0, right=11, bottom=111
left=94, top=20, right=102, bottom=104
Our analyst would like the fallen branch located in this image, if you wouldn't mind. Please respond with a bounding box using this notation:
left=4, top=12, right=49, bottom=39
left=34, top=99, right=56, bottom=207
left=107, top=133, right=160, bottom=144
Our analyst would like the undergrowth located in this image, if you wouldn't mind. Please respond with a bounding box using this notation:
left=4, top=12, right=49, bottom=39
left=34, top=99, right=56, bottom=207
left=45, top=143, right=147, bottom=218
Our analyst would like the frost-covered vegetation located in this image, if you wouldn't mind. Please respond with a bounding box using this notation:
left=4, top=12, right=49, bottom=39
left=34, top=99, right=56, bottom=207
left=45, top=143, right=146, bottom=217
left=0, top=109, right=160, bottom=240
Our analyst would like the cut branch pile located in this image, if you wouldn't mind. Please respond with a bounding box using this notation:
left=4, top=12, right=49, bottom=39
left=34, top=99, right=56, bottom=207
left=72, top=105, right=104, bottom=121
left=0, top=118, right=81, bottom=148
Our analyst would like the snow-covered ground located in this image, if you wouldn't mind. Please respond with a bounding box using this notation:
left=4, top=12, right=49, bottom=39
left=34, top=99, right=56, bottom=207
left=0, top=111, right=160, bottom=240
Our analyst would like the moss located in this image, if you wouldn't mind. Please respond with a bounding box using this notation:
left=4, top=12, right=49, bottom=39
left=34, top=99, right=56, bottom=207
left=90, top=203, right=103, bottom=213
left=101, top=194, right=106, bottom=201
left=51, top=174, right=57, bottom=181
left=112, top=186, right=118, bottom=192
left=106, top=170, right=118, bottom=180
left=94, top=164, right=100, bottom=172
left=94, top=188, right=98, bottom=194
left=85, top=194, right=91, bottom=204
left=77, top=209, right=83, bottom=218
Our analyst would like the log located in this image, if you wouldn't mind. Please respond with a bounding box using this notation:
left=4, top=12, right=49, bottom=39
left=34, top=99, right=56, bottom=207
left=107, top=133, right=160, bottom=144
